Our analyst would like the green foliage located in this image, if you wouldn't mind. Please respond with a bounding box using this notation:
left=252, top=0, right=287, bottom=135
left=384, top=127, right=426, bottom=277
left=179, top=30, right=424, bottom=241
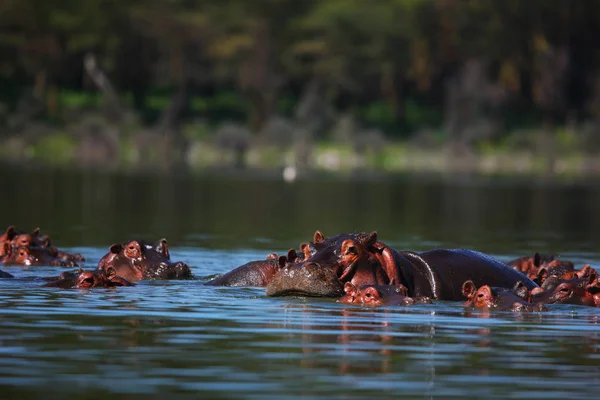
left=1, top=0, right=599, bottom=145
left=31, top=134, right=77, bottom=165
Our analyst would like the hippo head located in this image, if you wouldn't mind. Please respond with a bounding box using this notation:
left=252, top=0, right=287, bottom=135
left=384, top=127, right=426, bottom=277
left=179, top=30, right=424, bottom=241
left=76, top=270, right=134, bottom=288
left=3, top=245, right=75, bottom=267
left=10, top=228, right=51, bottom=248
left=462, top=280, right=496, bottom=308
left=266, top=231, right=380, bottom=297
left=3, top=245, right=36, bottom=266
left=338, top=282, right=414, bottom=306
left=97, top=239, right=192, bottom=282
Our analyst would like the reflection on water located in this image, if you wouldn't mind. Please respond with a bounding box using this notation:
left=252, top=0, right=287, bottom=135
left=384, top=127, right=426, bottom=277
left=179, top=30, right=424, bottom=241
left=0, top=165, right=600, bottom=398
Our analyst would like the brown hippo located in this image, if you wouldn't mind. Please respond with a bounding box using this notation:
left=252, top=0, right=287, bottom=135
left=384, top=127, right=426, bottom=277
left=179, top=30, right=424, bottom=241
left=0, top=225, right=84, bottom=263
left=205, top=249, right=300, bottom=287
left=507, top=252, right=574, bottom=283
left=532, top=269, right=599, bottom=307
left=266, top=231, right=539, bottom=300
left=461, top=280, right=546, bottom=312
left=1, top=244, right=78, bottom=267
left=42, top=269, right=134, bottom=289
left=96, top=239, right=192, bottom=282
left=338, top=282, right=431, bottom=307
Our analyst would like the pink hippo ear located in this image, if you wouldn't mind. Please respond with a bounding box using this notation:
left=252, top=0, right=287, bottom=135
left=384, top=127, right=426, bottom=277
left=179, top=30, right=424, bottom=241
left=313, top=231, right=325, bottom=243
left=109, top=244, right=123, bottom=254
left=343, top=282, right=358, bottom=295
left=461, top=280, right=477, bottom=298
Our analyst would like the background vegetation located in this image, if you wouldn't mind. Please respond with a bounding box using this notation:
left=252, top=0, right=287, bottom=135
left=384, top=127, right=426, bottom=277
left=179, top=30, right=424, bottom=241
left=2, top=0, right=600, bottom=176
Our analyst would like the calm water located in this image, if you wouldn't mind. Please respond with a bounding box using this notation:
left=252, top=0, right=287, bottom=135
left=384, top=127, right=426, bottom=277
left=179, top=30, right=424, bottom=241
left=1, top=166, right=600, bottom=399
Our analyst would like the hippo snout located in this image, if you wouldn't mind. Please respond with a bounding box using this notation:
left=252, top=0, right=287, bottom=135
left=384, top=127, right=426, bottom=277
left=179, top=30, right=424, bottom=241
left=266, top=263, right=344, bottom=297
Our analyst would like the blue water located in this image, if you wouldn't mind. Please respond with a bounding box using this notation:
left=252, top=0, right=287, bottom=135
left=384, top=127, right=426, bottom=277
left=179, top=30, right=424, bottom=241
left=1, top=244, right=599, bottom=399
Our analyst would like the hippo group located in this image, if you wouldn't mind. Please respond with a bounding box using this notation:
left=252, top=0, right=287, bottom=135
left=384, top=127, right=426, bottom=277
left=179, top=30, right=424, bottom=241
left=1, top=225, right=599, bottom=311
left=0, top=226, right=192, bottom=288
left=206, top=230, right=600, bottom=311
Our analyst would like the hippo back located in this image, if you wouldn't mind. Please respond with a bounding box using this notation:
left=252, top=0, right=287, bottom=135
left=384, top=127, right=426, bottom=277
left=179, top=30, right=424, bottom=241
left=405, top=249, right=538, bottom=301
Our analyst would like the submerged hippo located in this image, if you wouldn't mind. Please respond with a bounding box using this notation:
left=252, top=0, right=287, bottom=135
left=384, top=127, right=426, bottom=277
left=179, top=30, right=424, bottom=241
left=42, top=269, right=134, bottom=289
left=338, top=282, right=431, bottom=307
left=205, top=249, right=302, bottom=287
left=96, top=239, right=192, bottom=281
left=0, top=225, right=85, bottom=263
left=1, top=244, right=78, bottom=267
left=266, top=231, right=538, bottom=300
left=461, top=280, right=546, bottom=312
left=531, top=269, right=600, bottom=307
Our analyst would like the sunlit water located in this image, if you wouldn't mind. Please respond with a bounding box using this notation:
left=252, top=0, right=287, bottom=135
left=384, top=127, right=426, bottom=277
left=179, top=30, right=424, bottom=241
left=1, top=166, right=600, bottom=398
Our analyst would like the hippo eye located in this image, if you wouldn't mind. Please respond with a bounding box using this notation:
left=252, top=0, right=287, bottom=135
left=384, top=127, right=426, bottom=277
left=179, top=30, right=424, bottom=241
left=560, top=287, right=570, bottom=293
left=346, top=246, right=357, bottom=255
left=365, top=292, right=371, bottom=298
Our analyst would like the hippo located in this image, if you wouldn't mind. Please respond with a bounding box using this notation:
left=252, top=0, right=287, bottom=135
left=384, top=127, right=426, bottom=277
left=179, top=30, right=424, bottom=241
left=1, top=244, right=78, bottom=267
left=205, top=256, right=284, bottom=287
left=265, top=231, right=539, bottom=300
left=96, top=239, right=192, bottom=281
left=205, top=249, right=301, bottom=287
left=507, top=252, right=574, bottom=282
left=0, top=225, right=85, bottom=263
left=532, top=269, right=599, bottom=307
left=42, top=269, right=134, bottom=289
left=461, top=280, right=546, bottom=312
left=338, top=282, right=431, bottom=306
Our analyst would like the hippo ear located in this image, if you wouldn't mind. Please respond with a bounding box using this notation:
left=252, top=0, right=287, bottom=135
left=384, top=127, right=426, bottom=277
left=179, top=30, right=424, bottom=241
left=287, top=248, right=297, bottom=262
left=367, top=231, right=378, bottom=247
left=395, top=284, right=408, bottom=296
left=265, top=253, right=278, bottom=260
left=32, top=227, right=40, bottom=236
left=159, top=238, right=170, bottom=258
left=313, top=231, right=325, bottom=243
left=512, top=281, right=529, bottom=299
left=533, top=252, right=541, bottom=267
left=105, top=266, right=117, bottom=279
left=536, top=267, right=549, bottom=284
left=343, top=282, right=358, bottom=295
left=278, top=255, right=287, bottom=268
left=2, top=242, right=11, bottom=256
left=587, top=267, right=598, bottom=285
left=461, top=280, right=476, bottom=298
left=5, top=226, right=16, bottom=240
left=109, top=244, right=123, bottom=254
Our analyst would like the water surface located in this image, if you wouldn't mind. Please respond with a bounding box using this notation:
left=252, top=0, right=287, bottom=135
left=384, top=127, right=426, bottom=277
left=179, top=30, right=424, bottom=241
left=1, top=166, right=599, bottom=399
